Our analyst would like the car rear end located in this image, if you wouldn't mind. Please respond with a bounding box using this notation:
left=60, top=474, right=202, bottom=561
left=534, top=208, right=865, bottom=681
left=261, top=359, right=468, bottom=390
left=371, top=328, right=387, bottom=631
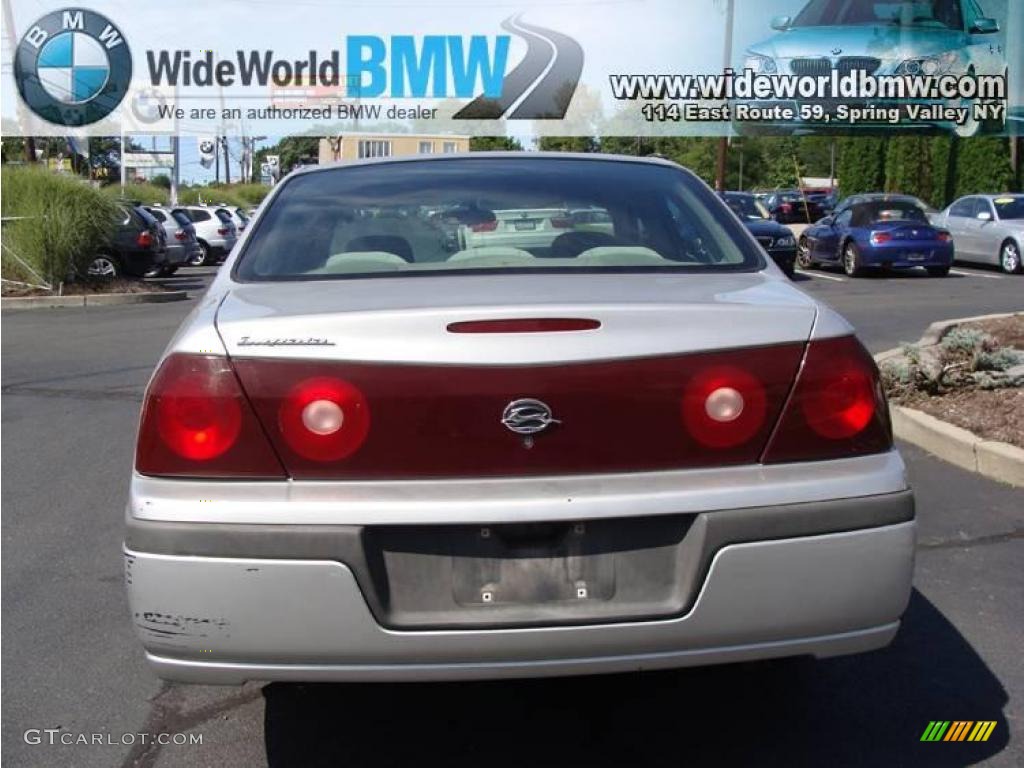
left=125, top=155, right=914, bottom=683
left=169, top=209, right=203, bottom=265
left=856, top=202, right=954, bottom=270
left=146, top=207, right=189, bottom=271
left=462, top=208, right=573, bottom=252
left=116, top=205, right=167, bottom=277
left=181, top=206, right=238, bottom=263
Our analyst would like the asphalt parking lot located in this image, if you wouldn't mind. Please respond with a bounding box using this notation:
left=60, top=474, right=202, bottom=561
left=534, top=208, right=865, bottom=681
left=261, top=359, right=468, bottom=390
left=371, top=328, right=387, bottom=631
left=2, top=265, right=1022, bottom=768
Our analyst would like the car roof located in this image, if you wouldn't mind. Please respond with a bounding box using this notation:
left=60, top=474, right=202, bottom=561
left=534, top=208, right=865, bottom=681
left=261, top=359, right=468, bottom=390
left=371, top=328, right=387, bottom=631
left=853, top=193, right=920, bottom=202
left=284, top=151, right=685, bottom=180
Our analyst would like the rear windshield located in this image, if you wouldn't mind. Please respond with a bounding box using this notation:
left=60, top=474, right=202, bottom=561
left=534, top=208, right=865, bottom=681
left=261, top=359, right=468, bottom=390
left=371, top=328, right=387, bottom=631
left=170, top=210, right=192, bottom=227
left=235, top=158, right=764, bottom=281
left=852, top=201, right=929, bottom=226
left=723, top=194, right=769, bottom=221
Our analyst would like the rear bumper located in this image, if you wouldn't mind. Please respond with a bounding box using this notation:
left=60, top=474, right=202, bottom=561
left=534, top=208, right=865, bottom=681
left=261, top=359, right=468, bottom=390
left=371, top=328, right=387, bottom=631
left=767, top=247, right=798, bottom=273
left=126, top=487, right=915, bottom=683
left=861, top=243, right=954, bottom=268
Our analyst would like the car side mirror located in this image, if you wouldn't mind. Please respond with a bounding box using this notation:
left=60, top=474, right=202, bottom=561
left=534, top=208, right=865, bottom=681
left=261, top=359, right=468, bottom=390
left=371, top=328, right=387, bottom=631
left=976, top=211, right=993, bottom=222
left=770, top=15, right=792, bottom=31
left=970, top=17, right=999, bottom=34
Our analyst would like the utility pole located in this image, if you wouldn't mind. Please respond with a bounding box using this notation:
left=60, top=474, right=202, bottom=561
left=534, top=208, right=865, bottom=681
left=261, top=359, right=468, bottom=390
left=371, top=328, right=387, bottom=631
left=222, top=137, right=231, bottom=184
left=170, top=135, right=180, bottom=205
left=215, top=135, right=220, bottom=184
left=714, top=0, right=735, bottom=191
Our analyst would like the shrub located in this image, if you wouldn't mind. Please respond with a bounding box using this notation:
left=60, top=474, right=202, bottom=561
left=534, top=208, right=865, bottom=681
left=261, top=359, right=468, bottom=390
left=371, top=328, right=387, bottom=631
left=881, top=323, right=1024, bottom=401
left=179, top=183, right=269, bottom=208
left=101, top=182, right=169, bottom=205
left=1, top=167, right=120, bottom=287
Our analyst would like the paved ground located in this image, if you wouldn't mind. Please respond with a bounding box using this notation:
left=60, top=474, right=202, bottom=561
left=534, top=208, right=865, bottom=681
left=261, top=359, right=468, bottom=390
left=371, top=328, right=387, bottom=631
left=2, top=266, right=1021, bottom=767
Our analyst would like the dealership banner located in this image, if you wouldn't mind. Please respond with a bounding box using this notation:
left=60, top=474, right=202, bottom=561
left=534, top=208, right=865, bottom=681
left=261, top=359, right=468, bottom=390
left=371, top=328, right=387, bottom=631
left=2, top=0, right=1020, bottom=138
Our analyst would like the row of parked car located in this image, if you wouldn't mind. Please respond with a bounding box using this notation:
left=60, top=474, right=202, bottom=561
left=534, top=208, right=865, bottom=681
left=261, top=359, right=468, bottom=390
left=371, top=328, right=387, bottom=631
left=723, top=190, right=1024, bottom=278
left=88, top=202, right=253, bottom=280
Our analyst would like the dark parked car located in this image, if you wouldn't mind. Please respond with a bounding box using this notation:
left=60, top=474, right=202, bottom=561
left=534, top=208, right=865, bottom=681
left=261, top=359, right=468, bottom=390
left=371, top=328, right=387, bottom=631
left=720, top=192, right=798, bottom=277
left=805, top=190, right=838, bottom=216
left=799, top=194, right=954, bottom=277
left=88, top=204, right=167, bottom=279
left=764, top=190, right=825, bottom=224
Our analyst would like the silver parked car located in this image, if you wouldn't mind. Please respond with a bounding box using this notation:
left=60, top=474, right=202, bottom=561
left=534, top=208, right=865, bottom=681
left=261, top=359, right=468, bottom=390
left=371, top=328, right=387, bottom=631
left=217, top=205, right=250, bottom=234
left=126, top=154, right=915, bottom=684
left=144, top=206, right=201, bottom=275
left=932, top=194, right=1024, bottom=274
left=173, top=205, right=238, bottom=266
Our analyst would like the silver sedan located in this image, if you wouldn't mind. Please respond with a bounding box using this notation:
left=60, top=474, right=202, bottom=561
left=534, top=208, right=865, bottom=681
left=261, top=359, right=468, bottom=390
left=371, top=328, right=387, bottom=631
left=125, top=153, right=915, bottom=684
left=933, top=194, right=1024, bottom=274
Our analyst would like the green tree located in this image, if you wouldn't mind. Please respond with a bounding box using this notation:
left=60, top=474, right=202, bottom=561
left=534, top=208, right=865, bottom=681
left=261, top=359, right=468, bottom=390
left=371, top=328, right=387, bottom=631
left=949, top=137, right=1015, bottom=199
left=537, top=136, right=598, bottom=152
left=836, top=137, right=887, bottom=197
left=470, top=136, right=524, bottom=151
left=253, top=137, right=321, bottom=175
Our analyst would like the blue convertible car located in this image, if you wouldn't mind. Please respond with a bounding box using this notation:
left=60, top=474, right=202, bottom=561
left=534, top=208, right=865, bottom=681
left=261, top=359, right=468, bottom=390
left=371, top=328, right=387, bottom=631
left=798, top=194, right=954, bottom=277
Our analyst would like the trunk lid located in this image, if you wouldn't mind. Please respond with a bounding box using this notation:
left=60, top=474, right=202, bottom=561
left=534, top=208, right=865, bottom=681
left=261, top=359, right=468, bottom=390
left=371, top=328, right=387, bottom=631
left=216, top=273, right=816, bottom=365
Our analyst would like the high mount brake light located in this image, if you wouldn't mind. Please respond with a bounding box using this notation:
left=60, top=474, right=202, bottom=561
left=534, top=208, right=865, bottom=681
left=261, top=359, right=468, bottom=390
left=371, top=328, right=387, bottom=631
left=135, top=355, right=285, bottom=478
left=763, top=335, right=891, bottom=463
left=447, top=318, right=601, bottom=334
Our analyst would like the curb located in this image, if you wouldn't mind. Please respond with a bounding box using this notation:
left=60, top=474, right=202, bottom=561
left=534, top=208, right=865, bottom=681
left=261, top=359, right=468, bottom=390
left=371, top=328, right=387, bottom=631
left=876, top=312, right=1024, bottom=488
left=889, top=406, right=1024, bottom=487
left=1, top=290, right=188, bottom=310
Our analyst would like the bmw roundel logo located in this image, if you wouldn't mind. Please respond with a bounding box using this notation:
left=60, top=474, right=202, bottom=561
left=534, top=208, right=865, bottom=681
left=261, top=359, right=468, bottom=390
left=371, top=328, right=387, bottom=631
left=14, top=8, right=132, bottom=126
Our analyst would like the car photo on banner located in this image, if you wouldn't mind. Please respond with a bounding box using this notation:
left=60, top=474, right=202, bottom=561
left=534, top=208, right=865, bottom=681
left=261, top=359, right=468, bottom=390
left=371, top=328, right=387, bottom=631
left=735, top=0, right=1009, bottom=136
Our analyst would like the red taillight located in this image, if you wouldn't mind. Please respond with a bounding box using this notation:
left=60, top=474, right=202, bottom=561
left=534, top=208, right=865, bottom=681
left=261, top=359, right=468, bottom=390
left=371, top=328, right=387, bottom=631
left=763, top=336, right=891, bottom=464
left=550, top=217, right=573, bottom=228
left=232, top=346, right=804, bottom=480
left=174, top=230, right=188, bottom=241
left=135, top=355, right=285, bottom=478
left=937, top=231, right=952, bottom=243
left=681, top=366, right=767, bottom=448
left=781, top=203, right=792, bottom=213
left=217, top=227, right=229, bottom=236
left=278, top=377, right=370, bottom=461
left=870, top=231, right=893, bottom=245
left=136, top=231, right=153, bottom=248
left=470, top=220, right=498, bottom=233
